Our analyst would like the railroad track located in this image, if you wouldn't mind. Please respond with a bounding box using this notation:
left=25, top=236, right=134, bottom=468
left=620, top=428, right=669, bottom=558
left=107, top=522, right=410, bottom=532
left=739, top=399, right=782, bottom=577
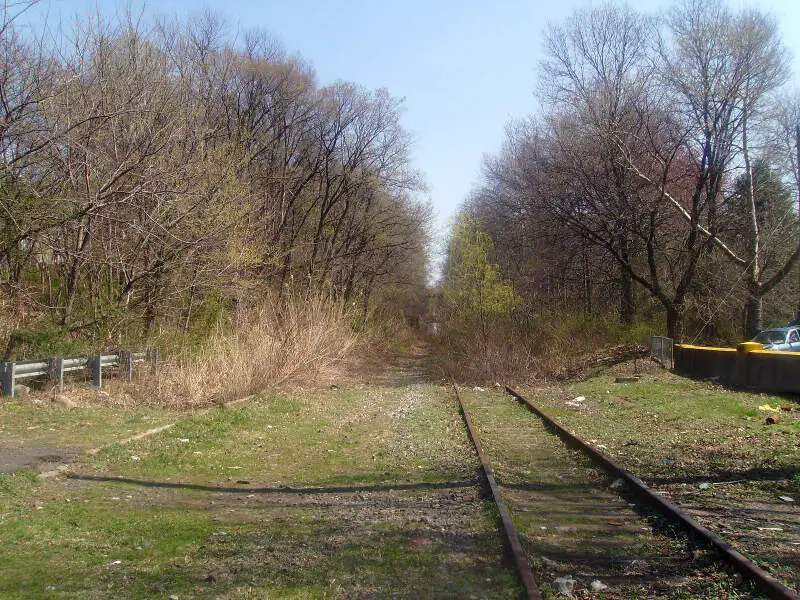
left=451, top=381, right=799, bottom=600
left=452, top=382, right=542, bottom=599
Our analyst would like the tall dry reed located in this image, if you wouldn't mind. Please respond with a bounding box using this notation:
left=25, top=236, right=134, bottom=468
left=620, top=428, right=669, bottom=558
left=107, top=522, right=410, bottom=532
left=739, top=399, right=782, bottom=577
left=432, top=311, right=654, bottom=384
left=154, top=296, right=358, bottom=407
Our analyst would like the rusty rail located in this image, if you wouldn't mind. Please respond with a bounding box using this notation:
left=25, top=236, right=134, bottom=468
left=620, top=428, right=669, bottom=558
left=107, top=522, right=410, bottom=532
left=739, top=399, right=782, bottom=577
left=505, top=386, right=799, bottom=600
left=452, top=382, right=541, bottom=600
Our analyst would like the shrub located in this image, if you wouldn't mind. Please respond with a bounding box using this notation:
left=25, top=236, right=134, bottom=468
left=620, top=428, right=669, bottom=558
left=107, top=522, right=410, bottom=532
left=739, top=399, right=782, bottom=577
left=152, top=295, right=359, bottom=407
left=432, top=309, right=655, bottom=384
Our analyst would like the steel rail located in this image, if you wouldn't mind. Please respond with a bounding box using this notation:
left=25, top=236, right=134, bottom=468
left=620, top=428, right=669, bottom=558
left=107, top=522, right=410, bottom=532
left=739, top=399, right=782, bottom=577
left=505, top=386, right=799, bottom=600
left=452, top=382, right=541, bottom=600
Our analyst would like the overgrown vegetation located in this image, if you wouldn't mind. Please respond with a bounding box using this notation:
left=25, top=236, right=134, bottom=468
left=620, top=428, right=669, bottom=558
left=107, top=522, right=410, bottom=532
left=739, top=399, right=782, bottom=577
left=434, top=216, right=655, bottom=381
left=0, top=3, right=429, bottom=369
left=155, top=295, right=359, bottom=407
left=439, top=0, right=800, bottom=373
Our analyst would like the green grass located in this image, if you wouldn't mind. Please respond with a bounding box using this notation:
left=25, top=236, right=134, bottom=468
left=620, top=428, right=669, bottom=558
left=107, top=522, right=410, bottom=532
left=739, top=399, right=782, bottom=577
left=0, top=471, right=218, bottom=599
left=84, top=386, right=476, bottom=486
left=0, top=397, right=181, bottom=453
left=526, top=369, right=800, bottom=482
left=0, top=383, right=521, bottom=599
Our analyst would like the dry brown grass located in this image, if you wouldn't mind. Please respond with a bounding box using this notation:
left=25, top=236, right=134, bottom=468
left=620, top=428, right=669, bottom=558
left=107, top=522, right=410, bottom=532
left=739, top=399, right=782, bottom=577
left=431, top=313, right=653, bottom=385
left=150, top=295, right=359, bottom=407
left=433, top=329, right=546, bottom=384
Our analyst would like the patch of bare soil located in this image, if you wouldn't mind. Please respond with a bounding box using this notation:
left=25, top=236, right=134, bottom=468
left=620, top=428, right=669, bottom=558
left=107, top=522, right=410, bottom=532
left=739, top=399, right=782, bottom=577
left=0, top=442, right=77, bottom=474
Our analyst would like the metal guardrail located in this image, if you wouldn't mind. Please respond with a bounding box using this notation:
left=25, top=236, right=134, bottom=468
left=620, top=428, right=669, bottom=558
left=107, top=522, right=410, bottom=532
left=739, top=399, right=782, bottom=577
left=650, top=336, right=673, bottom=369
left=0, top=349, right=157, bottom=398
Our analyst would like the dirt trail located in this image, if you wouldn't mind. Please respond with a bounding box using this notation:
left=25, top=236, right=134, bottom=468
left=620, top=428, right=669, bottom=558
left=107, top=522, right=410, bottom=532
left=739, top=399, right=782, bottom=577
left=354, top=343, right=443, bottom=387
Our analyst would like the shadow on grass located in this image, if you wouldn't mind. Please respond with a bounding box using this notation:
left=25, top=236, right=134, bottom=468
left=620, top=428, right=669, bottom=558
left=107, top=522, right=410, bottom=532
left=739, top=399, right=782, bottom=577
left=646, top=466, right=799, bottom=486
left=67, top=473, right=482, bottom=495
left=30, top=472, right=523, bottom=599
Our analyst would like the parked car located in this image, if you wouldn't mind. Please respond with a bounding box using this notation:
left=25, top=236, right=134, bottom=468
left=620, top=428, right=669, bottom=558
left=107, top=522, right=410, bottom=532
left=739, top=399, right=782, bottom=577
left=752, top=327, right=800, bottom=351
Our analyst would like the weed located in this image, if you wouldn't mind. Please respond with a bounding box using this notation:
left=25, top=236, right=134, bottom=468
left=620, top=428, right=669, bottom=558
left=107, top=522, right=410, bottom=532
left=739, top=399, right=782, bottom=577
left=0, top=381, right=518, bottom=599
left=432, top=310, right=655, bottom=384
left=150, top=295, right=359, bottom=407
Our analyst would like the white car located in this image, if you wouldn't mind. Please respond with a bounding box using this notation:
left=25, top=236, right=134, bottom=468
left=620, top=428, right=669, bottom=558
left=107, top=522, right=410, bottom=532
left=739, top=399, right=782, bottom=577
left=752, top=327, right=800, bottom=351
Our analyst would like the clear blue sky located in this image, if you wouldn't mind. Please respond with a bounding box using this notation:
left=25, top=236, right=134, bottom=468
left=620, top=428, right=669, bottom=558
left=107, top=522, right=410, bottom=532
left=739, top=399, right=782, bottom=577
left=28, top=0, right=800, bottom=274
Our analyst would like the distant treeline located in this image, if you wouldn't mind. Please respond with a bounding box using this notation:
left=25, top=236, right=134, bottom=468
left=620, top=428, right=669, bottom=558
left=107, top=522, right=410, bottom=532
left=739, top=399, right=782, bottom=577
left=446, top=0, right=800, bottom=343
left=0, top=5, right=430, bottom=356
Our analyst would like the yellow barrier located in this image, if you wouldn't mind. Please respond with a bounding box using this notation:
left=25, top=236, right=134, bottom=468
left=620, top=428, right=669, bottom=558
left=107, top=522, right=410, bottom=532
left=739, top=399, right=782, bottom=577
left=674, top=342, right=800, bottom=394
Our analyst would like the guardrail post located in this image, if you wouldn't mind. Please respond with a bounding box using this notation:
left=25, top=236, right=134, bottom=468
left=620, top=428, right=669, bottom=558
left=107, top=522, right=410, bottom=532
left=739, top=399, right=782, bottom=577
left=49, top=357, right=65, bottom=392
left=1, top=362, right=15, bottom=397
left=148, top=348, right=159, bottom=377
left=119, top=350, right=133, bottom=382
left=90, top=355, right=103, bottom=388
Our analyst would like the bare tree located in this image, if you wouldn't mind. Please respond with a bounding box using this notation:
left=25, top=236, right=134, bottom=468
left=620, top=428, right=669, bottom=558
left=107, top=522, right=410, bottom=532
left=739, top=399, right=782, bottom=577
left=461, top=0, right=797, bottom=341
left=539, top=3, right=654, bottom=324
left=0, top=6, right=432, bottom=354
left=773, top=92, right=800, bottom=319
left=613, top=0, right=792, bottom=338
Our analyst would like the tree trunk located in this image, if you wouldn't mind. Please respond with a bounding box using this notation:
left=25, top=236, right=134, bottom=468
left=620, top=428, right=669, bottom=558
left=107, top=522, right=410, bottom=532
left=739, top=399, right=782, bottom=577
left=796, top=124, right=800, bottom=320
left=742, top=109, right=762, bottom=338
left=362, top=275, right=375, bottom=331
left=744, top=294, right=763, bottom=339
left=666, top=303, right=684, bottom=342
left=618, top=231, right=634, bottom=324
left=183, top=283, right=196, bottom=334
left=620, top=263, right=634, bottom=324
left=62, top=217, right=93, bottom=326
left=582, top=240, right=592, bottom=316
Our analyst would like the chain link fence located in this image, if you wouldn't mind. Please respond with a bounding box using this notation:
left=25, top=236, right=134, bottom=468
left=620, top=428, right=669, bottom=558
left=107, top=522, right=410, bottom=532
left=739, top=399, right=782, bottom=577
left=650, top=336, right=673, bottom=369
